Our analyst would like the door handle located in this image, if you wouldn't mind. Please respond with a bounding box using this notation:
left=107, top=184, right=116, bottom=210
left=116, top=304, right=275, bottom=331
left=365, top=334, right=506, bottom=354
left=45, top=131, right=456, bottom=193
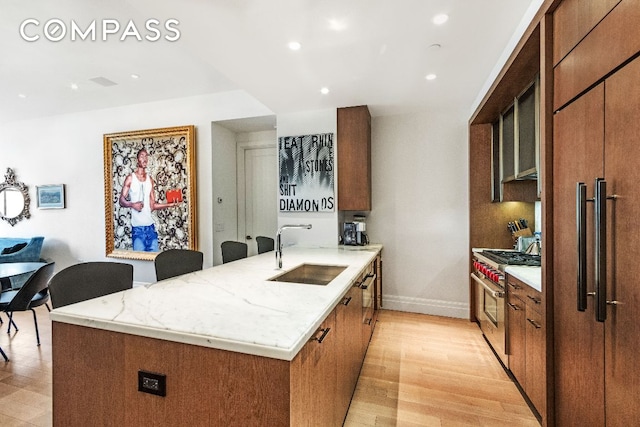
left=593, top=178, right=617, bottom=323
left=576, top=182, right=588, bottom=312
left=246, top=235, right=252, bottom=240
left=594, top=178, right=607, bottom=322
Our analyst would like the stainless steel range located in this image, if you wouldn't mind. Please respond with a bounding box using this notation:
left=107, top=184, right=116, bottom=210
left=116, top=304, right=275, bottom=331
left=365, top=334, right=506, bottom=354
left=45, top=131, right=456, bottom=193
left=471, top=249, right=541, bottom=366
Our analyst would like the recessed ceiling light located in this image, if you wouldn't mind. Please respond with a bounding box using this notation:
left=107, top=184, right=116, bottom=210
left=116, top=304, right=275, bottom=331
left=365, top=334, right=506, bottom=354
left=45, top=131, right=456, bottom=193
left=70, top=83, right=79, bottom=90
left=131, top=74, right=140, bottom=79
left=433, top=14, right=449, bottom=25
left=425, top=74, right=437, bottom=81
left=328, top=19, right=347, bottom=31
left=18, top=93, right=27, bottom=99
left=288, top=41, right=301, bottom=51
left=320, top=87, right=330, bottom=95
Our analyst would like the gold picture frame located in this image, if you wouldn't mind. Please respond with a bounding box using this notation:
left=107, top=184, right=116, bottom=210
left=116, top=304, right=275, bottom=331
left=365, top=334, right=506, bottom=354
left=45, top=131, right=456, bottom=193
left=103, top=125, right=197, bottom=260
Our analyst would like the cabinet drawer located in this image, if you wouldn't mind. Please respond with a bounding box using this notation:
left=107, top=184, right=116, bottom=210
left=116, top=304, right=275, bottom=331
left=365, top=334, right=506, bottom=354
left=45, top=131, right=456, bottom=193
left=506, top=277, right=526, bottom=298
left=525, top=288, right=543, bottom=314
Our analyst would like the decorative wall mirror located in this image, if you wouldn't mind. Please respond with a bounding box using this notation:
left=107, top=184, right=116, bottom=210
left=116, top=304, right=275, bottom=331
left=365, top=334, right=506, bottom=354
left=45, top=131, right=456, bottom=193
left=0, top=168, right=30, bottom=226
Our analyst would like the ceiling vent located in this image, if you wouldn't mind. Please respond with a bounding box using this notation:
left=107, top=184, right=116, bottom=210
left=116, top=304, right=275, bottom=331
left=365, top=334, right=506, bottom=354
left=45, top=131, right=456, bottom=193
left=89, top=76, right=118, bottom=87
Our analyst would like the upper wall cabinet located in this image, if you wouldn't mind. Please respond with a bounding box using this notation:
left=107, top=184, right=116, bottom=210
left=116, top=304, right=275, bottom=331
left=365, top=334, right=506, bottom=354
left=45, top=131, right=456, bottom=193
left=338, top=106, right=371, bottom=211
left=499, top=76, right=540, bottom=184
left=553, top=0, right=621, bottom=66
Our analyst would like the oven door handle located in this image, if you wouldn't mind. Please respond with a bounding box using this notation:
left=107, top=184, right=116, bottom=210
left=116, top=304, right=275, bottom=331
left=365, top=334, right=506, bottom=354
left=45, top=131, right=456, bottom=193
left=471, top=273, right=504, bottom=298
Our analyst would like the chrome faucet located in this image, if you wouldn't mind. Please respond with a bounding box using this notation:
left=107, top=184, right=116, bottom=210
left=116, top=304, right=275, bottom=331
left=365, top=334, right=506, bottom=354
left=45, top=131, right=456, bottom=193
left=276, top=224, right=312, bottom=269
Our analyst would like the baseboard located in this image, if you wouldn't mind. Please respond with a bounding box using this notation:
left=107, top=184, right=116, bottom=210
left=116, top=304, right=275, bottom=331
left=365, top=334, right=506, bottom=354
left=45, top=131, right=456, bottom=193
left=381, top=295, right=469, bottom=319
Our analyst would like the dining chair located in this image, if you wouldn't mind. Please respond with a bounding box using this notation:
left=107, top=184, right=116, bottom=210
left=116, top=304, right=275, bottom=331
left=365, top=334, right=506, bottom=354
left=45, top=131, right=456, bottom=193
left=256, top=236, right=275, bottom=254
left=154, top=249, right=204, bottom=281
left=0, top=262, right=55, bottom=352
left=221, top=241, right=248, bottom=264
left=48, top=262, right=133, bottom=309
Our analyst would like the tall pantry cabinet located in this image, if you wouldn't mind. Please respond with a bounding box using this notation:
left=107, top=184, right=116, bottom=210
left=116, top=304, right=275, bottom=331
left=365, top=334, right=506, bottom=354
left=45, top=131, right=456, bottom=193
left=552, top=0, right=640, bottom=425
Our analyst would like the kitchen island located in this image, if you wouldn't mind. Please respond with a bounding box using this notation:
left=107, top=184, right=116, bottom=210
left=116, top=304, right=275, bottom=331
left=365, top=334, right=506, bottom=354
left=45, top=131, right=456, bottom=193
left=50, top=245, right=382, bottom=426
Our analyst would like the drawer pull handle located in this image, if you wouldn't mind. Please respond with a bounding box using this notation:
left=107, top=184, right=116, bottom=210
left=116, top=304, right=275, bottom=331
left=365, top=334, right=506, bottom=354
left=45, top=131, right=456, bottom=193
left=527, top=295, right=541, bottom=304
left=342, top=296, right=352, bottom=306
left=311, top=327, right=331, bottom=343
left=360, top=273, right=377, bottom=290
left=527, top=318, right=542, bottom=329
left=507, top=302, right=521, bottom=311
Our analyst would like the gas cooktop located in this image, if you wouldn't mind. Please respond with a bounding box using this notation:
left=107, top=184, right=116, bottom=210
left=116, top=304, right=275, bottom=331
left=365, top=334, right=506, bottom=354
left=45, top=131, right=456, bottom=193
left=481, top=250, right=541, bottom=267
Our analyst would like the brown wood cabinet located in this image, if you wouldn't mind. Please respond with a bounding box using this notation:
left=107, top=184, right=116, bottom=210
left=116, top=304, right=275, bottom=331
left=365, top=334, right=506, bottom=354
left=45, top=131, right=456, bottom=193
left=553, top=0, right=640, bottom=111
left=53, top=255, right=382, bottom=426
left=552, top=0, right=620, bottom=66
left=506, top=274, right=545, bottom=419
left=507, top=281, right=526, bottom=383
left=374, top=254, right=383, bottom=313
left=360, top=261, right=376, bottom=351
left=525, top=299, right=545, bottom=414
left=472, top=1, right=640, bottom=426
left=553, top=49, right=640, bottom=427
left=337, top=105, right=371, bottom=211
left=335, top=284, right=363, bottom=423
left=291, top=311, right=338, bottom=426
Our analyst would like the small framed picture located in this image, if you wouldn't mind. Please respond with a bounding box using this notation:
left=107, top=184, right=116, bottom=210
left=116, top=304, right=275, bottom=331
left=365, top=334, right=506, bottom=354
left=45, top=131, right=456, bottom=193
left=36, top=184, right=65, bottom=209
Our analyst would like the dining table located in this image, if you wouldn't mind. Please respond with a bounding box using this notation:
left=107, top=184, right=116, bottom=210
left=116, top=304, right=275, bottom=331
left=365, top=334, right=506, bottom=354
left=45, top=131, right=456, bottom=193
left=0, top=261, right=46, bottom=291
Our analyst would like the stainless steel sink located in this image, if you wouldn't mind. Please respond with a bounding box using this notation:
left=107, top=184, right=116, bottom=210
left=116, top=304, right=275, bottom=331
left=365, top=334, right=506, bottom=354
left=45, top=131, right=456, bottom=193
left=268, top=263, right=347, bottom=286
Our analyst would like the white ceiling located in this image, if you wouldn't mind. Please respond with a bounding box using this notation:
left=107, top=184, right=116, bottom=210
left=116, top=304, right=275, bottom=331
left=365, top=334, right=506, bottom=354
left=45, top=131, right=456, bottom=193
left=0, top=0, right=537, bottom=124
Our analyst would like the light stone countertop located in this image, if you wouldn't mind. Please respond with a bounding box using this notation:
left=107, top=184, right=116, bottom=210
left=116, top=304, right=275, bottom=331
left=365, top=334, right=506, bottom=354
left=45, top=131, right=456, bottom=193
left=504, top=265, right=541, bottom=292
left=49, top=245, right=382, bottom=361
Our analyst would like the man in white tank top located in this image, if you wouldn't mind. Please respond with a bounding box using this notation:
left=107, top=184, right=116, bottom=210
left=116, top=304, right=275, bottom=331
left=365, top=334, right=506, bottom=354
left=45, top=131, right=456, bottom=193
left=119, top=148, right=179, bottom=251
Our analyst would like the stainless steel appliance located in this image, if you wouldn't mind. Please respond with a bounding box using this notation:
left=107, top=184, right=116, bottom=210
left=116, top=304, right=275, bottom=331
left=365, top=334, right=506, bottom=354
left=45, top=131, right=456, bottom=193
left=471, top=249, right=541, bottom=366
left=472, top=251, right=507, bottom=365
left=343, top=221, right=368, bottom=246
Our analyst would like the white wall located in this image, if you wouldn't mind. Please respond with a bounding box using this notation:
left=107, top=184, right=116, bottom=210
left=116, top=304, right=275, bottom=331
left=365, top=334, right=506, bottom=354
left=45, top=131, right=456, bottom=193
left=211, top=127, right=277, bottom=264
left=0, top=90, right=272, bottom=283
left=276, top=109, right=339, bottom=248
left=368, top=111, right=470, bottom=318
left=211, top=123, right=239, bottom=266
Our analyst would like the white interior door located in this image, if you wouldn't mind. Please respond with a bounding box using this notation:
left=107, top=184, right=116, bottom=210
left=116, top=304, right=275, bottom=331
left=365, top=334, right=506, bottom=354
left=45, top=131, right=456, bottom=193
left=238, top=145, right=277, bottom=256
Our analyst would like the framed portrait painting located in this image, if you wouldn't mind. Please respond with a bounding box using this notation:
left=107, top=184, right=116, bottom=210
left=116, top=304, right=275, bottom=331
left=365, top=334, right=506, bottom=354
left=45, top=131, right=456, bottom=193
left=103, top=125, right=197, bottom=260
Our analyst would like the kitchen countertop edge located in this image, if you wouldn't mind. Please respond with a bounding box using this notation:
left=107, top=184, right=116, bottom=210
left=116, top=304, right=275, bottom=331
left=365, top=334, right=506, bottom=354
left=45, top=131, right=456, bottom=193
left=49, top=244, right=382, bottom=361
left=504, top=265, right=542, bottom=292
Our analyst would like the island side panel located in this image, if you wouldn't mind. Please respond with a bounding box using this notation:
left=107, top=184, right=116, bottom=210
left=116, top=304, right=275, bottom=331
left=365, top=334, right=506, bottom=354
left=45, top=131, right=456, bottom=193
left=123, top=332, right=216, bottom=425
left=123, top=333, right=291, bottom=425
left=52, top=322, right=127, bottom=426
left=53, top=322, right=292, bottom=426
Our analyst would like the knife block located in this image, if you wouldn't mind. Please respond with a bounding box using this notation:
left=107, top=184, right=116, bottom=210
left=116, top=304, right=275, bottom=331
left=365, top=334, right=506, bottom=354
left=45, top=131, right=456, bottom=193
left=512, top=227, right=533, bottom=242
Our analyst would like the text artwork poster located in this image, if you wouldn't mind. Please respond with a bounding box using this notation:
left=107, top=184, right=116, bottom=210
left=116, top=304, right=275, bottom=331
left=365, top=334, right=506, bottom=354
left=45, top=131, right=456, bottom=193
left=279, top=133, right=335, bottom=212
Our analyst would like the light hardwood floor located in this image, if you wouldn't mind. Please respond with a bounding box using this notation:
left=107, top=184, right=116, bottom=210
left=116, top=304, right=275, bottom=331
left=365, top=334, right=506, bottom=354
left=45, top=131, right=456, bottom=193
left=0, top=308, right=537, bottom=426
left=0, top=307, right=52, bottom=426
left=344, top=310, right=539, bottom=426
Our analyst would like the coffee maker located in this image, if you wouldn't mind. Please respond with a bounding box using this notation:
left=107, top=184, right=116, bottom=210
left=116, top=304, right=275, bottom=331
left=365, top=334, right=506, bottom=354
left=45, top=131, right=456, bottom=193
left=342, top=222, right=358, bottom=245
left=343, top=216, right=369, bottom=246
